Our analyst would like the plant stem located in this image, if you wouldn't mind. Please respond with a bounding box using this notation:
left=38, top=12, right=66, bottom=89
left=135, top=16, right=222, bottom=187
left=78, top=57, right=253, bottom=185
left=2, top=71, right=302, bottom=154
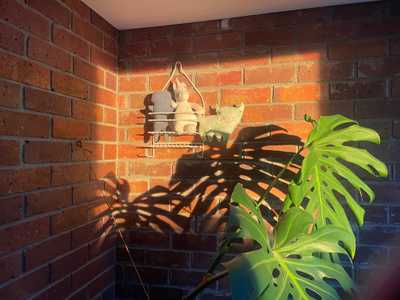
left=256, top=146, right=304, bottom=209
left=183, top=270, right=228, bottom=300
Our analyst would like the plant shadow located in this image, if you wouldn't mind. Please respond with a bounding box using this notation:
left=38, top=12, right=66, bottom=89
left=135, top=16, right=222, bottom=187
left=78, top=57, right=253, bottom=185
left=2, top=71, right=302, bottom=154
left=114, top=123, right=305, bottom=299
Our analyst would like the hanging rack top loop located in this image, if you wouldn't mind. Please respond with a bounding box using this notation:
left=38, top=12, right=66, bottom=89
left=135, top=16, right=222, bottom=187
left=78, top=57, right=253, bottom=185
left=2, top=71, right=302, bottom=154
left=162, top=61, right=206, bottom=110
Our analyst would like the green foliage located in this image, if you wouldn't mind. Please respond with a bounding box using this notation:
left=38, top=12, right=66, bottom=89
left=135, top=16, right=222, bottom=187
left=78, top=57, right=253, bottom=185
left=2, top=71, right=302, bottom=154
left=187, top=115, right=388, bottom=300
left=284, top=115, right=387, bottom=255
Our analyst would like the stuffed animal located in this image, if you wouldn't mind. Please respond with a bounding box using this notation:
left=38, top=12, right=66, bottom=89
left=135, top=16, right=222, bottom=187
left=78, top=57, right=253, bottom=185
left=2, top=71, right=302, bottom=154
left=172, top=79, right=201, bottom=134
left=148, top=91, right=175, bottom=141
left=198, top=103, right=244, bottom=144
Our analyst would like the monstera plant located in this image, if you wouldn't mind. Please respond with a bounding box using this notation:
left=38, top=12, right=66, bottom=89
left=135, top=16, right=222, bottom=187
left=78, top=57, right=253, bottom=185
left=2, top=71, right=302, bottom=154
left=184, top=115, right=388, bottom=300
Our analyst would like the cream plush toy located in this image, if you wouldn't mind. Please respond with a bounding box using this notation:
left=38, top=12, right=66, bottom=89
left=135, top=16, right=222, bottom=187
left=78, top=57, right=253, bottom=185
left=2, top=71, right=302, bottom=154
left=172, top=79, right=203, bottom=134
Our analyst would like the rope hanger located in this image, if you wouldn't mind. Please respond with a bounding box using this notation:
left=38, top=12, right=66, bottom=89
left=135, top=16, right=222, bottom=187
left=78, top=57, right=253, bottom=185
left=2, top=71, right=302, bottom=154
left=162, top=61, right=206, bottom=110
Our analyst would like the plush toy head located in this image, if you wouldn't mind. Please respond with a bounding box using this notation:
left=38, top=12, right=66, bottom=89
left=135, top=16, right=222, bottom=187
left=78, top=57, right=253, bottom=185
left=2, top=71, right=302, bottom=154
left=149, top=91, right=174, bottom=140
left=172, top=79, right=189, bottom=103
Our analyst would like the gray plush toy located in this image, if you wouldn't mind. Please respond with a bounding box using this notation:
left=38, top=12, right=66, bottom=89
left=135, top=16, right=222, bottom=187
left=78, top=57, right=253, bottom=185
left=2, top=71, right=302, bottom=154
left=149, top=91, right=175, bottom=142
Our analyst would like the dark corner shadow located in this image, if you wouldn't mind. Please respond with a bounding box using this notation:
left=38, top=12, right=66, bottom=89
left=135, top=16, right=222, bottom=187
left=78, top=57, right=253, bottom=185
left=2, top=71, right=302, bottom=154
left=113, top=124, right=304, bottom=239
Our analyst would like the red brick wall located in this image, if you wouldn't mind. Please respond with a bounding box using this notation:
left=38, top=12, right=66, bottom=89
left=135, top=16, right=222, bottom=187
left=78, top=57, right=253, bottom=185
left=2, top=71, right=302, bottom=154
left=117, top=1, right=400, bottom=299
left=0, top=0, right=118, bottom=299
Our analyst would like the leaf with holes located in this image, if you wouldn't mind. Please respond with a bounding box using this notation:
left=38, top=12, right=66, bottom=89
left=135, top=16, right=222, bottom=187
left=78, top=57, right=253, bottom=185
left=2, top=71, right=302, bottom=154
left=226, top=184, right=353, bottom=300
left=283, top=115, right=388, bottom=256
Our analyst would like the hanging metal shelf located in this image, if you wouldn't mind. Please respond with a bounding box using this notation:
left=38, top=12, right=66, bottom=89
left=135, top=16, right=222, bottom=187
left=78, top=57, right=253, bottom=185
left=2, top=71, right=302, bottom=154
left=142, top=61, right=206, bottom=158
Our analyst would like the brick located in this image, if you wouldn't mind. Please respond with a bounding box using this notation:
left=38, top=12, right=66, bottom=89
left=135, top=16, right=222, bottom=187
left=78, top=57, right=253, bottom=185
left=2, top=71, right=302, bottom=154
left=119, top=76, right=146, bottom=92
left=172, top=233, right=216, bottom=251
left=0, top=217, right=50, bottom=252
left=221, top=87, right=271, bottom=105
left=71, top=251, right=113, bottom=289
left=118, top=144, right=137, bottom=159
left=73, top=58, right=105, bottom=84
left=272, top=45, right=326, bottom=63
left=328, top=40, right=386, bottom=60
left=73, top=181, right=104, bottom=205
left=119, top=111, right=137, bottom=125
left=91, top=47, right=116, bottom=71
left=274, top=83, right=328, bottom=102
left=220, top=49, right=270, bottom=68
left=393, top=78, right=400, bottom=97
left=245, top=66, right=295, bottom=84
left=245, top=28, right=296, bottom=47
left=91, top=10, right=117, bottom=37
left=87, top=201, right=109, bottom=220
left=0, top=140, right=20, bottom=166
left=51, top=246, right=88, bottom=281
left=133, top=160, right=171, bottom=177
left=0, top=266, right=49, bottom=300
left=72, top=100, right=103, bottom=122
left=87, top=269, right=114, bottom=298
left=53, top=25, right=90, bottom=59
left=120, top=41, right=150, bottom=58
left=52, top=164, right=90, bottom=186
left=51, top=206, right=88, bottom=234
left=89, top=86, right=116, bottom=107
left=243, top=104, right=293, bottom=123
left=105, top=72, right=117, bottom=91
left=25, top=233, right=71, bottom=270
left=26, top=188, right=72, bottom=216
left=0, top=252, right=22, bottom=284
left=0, top=80, right=21, bottom=109
left=91, top=124, right=116, bottom=141
left=298, top=62, right=354, bottom=81
left=72, top=142, right=103, bottom=161
left=359, top=58, right=400, bottom=78
left=129, top=231, right=170, bottom=249
left=0, top=21, right=24, bottom=55
left=0, top=52, right=50, bottom=89
left=356, top=101, right=400, bottom=119
left=104, top=144, right=116, bottom=160
left=71, top=220, right=103, bottom=250
left=170, top=270, right=204, bottom=287
left=391, top=38, right=400, bottom=55
left=146, top=250, right=189, bottom=268
left=0, top=167, right=51, bottom=195
left=151, top=37, right=193, bottom=56
left=0, top=195, right=23, bottom=225
left=194, top=32, right=241, bottom=52
left=90, top=162, right=116, bottom=180
left=197, top=70, right=242, bottom=87
left=27, top=0, right=70, bottom=28
left=25, top=88, right=71, bottom=117
left=28, top=36, right=71, bottom=72
left=359, top=227, right=400, bottom=246
left=0, top=0, right=49, bottom=40
left=127, top=127, right=144, bottom=142
left=394, top=120, right=400, bottom=139
left=32, top=276, right=71, bottom=300
left=73, top=15, right=103, bottom=47
left=52, top=117, right=90, bottom=139
left=61, top=0, right=91, bottom=20
left=295, top=101, right=354, bottom=120
left=103, top=108, right=116, bottom=124
left=24, top=141, right=71, bottom=163
left=0, top=109, right=49, bottom=138
left=330, top=81, right=385, bottom=100
left=52, top=72, right=88, bottom=99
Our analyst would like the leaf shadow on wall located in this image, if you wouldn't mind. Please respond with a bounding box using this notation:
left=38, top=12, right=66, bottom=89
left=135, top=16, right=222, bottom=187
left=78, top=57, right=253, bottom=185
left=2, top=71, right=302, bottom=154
left=115, top=124, right=304, bottom=241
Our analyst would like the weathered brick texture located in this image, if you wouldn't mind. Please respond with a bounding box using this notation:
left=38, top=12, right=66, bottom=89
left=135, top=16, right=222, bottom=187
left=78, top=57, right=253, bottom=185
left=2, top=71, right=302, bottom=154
left=0, top=0, right=117, bottom=299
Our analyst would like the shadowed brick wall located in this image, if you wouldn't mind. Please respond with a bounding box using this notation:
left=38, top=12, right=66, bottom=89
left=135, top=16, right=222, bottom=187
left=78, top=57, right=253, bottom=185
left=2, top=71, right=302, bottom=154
left=0, top=0, right=118, bottom=299
left=117, top=1, right=400, bottom=299
left=1, top=0, right=400, bottom=299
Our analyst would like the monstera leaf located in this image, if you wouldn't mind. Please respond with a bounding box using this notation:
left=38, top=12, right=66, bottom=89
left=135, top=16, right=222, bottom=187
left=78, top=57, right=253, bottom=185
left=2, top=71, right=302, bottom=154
left=226, top=184, right=353, bottom=300
left=283, top=115, right=388, bottom=255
